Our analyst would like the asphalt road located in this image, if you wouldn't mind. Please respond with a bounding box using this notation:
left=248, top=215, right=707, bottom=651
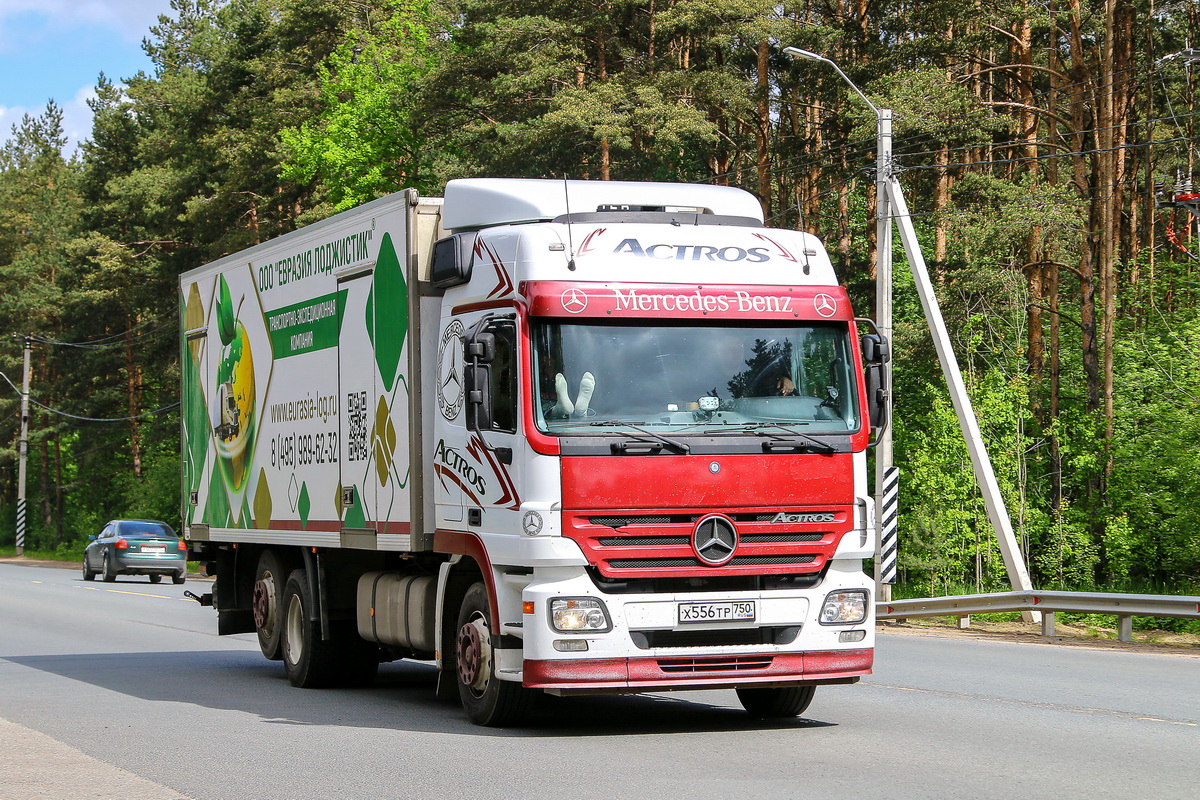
left=1, top=560, right=1197, bottom=799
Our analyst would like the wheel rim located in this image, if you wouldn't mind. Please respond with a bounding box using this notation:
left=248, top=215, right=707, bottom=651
left=457, top=612, right=492, bottom=696
left=283, top=593, right=304, bottom=666
left=253, top=571, right=276, bottom=634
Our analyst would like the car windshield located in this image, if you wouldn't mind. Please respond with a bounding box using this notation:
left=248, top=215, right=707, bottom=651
left=117, top=521, right=175, bottom=538
left=531, top=320, right=860, bottom=435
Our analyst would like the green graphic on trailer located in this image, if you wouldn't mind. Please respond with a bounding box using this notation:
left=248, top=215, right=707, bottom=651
left=356, top=230, right=412, bottom=531
left=182, top=283, right=210, bottom=523
left=213, top=275, right=259, bottom=500
left=366, top=231, right=408, bottom=393
left=264, top=290, right=348, bottom=358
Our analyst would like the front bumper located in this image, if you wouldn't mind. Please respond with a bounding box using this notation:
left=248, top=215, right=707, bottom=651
left=524, top=648, right=871, bottom=692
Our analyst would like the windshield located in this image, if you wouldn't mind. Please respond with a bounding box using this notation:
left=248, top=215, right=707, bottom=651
left=117, top=521, right=176, bottom=538
left=532, top=321, right=860, bottom=435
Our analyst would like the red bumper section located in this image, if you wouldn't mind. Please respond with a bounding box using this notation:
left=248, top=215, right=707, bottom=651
left=523, top=649, right=872, bottom=691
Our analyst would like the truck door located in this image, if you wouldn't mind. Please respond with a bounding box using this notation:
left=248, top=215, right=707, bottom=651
left=337, top=273, right=377, bottom=534
left=464, top=314, right=522, bottom=534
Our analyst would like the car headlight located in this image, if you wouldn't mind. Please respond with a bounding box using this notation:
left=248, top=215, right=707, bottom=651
left=550, top=598, right=612, bottom=633
left=819, top=590, right=869, bottom=625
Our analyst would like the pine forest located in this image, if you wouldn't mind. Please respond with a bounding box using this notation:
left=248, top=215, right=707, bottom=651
left=1, top=0, right=1198, bottom=603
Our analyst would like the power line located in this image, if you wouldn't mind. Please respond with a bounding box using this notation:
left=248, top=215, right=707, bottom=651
left=0, top=370, right=179, bottom=422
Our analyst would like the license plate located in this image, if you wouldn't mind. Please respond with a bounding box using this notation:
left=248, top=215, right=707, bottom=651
left=141, top=546, right=165, bottom=554
left=678, top=601, right=756, bottom=624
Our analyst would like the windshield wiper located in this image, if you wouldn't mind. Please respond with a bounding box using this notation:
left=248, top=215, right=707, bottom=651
left=703, top=423, right=836, bottom=454
left=586, top=420, right=691, bottom=455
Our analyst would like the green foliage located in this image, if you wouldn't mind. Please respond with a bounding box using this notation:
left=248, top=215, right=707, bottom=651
left=281, top=0, right=442, bottom=209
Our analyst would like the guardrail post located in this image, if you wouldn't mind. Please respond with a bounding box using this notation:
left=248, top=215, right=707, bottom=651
left=1118, top=616, right=1133, bottom=642
left=957, top=615, right=970, bottom=629
left=1041, top=611, right=1056, bottom=637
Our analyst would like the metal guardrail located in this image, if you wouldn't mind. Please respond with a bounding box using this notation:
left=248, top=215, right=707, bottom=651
left=877, top=591, right=1200, bottom=642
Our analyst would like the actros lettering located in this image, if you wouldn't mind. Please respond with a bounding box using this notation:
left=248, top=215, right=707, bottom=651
left=613, top=238, right=771, bottom=263
left=435, top=439, right=487, bottom=495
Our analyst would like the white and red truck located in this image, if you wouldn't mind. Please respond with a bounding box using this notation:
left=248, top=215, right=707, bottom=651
left=179, top=178, right=889, bottom=725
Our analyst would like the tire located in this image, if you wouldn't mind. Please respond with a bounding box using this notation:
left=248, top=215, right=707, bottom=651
left=148, top=574, right=162, bottom=584
left=172, top=572, right=186, bottom=585
left=101, top=552, right=117, bottom=582
left=82, top=556, right=96, bottom=582
left=253, top=550, right=287, bottom=660
left=736, top=684, right=816, bottom=718
left=280, top=569, right=340, bottom=688
left=455, top=582, right=535, bottom=726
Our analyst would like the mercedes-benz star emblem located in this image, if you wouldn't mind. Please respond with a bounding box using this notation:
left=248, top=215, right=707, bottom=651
left=561, top=288, right=588, bottom=314
left=692, top=515, right=738, bottom=566
left=522, top=511, right=544, bottom=535
left=814, top=293, right=837, bottom=317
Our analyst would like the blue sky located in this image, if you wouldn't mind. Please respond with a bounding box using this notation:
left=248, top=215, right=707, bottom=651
left=0, top=1, right=176, bottom=151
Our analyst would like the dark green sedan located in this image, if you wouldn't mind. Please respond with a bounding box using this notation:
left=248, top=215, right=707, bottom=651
left=83, top=520, right=187, bottom=584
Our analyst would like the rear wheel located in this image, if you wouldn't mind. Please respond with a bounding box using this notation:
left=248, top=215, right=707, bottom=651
left=253, top=550, right=287, bottom=660
left=735, top=685, right=816, bottom=718
left=280, top=570, right=340, bottom=688
left=82, top=555, right=96, bottom=581
left=172, top=572, right=186, bottom=585
left=148, top=574, right=162, bottom=584
left=455, top=582, right=535, bottom=726
left=101, top=552, right=117, bottom=582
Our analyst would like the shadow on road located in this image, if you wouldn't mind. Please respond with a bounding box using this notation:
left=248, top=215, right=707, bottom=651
left=2, top=649, right=837, bottom=737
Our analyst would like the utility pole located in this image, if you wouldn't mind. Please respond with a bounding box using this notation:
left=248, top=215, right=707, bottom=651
left=16, top=334, right=31, bottom=557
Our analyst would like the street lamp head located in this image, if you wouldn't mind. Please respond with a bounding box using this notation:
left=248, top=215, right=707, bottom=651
left=783, top=46, right=830, bottom=65
left=783, top=44, right=880, bottom=117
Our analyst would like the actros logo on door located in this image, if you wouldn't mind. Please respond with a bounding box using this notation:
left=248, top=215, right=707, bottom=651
left=692, top=515, right=738, bottom=566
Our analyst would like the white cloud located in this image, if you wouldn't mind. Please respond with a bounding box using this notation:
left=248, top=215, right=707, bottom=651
left=1, top=85, right=100, bottom=155
left=62, top=83, right=99, bottom=152
left=0, top=1, right=171, bottom=42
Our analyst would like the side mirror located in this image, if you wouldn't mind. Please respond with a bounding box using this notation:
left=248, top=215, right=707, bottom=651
left=856, top=322, right=891, bottom=438
left=860, top=332, right=890, bottom=365
left=466, top=363, right=493, bottom=430
left=430, top=233, right=477, bottom=288
left=465, top=331, right=496, bottom=432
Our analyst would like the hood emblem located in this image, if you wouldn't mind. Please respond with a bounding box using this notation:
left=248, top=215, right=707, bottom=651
left=692, top=515, right=738, bottom=566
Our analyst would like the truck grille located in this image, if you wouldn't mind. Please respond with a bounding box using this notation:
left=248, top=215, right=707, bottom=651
left=632, top=626, right=801, bottom=649
left=565, top=508, right=850, bottom=579
left=656, top=655, right=774, bottom=673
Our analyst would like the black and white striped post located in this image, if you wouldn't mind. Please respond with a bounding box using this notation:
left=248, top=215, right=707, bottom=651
left=16, top=334, right=30, bottom=556
left=878, top=467, right=899, bottom=585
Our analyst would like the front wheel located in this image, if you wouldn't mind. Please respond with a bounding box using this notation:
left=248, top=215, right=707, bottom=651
left=280, top=570, right=340, bottom=688
left=101, top=552, right=117, bottom=582
left=82, top=555, right=96, bottom=581
left=455, top=582, right=535, bottom=726
left=736, top=685, right=816, bottom=718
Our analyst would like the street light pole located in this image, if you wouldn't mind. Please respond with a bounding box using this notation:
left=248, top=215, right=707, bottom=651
left=784, top=47, right=897, bottom=601
left=16, top=334, right=31, bottom=557
left=784, top=46, right=1037, bottom=618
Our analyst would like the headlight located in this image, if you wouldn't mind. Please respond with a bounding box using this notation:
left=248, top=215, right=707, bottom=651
left=819, top=590, right=869, bottom=625
left=550, top=598, right=612, bottom=633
